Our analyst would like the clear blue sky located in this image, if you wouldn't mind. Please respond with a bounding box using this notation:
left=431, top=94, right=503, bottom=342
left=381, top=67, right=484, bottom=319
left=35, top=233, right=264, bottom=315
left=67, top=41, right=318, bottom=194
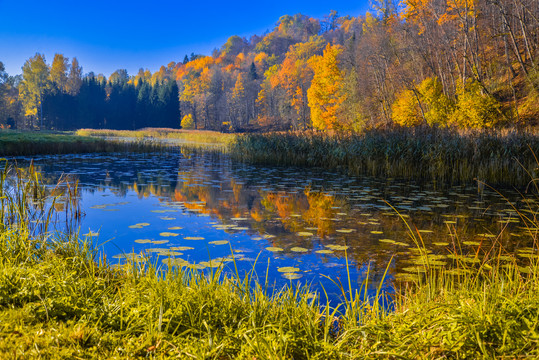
left=0, top=0, right=368, bottom=77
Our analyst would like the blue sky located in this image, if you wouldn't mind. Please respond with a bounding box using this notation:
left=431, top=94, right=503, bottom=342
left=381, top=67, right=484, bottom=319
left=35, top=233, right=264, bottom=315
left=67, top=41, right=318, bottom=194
left=0, top=0, right=368, bottom=77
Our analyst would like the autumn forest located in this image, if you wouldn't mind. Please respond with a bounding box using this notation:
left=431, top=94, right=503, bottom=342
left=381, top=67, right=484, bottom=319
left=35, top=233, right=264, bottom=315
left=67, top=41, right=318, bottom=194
left=1, top=0, right=538, bottom=132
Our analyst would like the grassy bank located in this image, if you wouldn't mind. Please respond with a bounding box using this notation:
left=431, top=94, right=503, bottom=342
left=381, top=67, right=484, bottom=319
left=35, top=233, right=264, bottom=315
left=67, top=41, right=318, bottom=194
left=76, top=128, right=237, bottom=148
left=0, top=131, right=165, bottom=156
left=230, top=128, right=539, bottom=186
left=1, top=163, right=539, bottom=358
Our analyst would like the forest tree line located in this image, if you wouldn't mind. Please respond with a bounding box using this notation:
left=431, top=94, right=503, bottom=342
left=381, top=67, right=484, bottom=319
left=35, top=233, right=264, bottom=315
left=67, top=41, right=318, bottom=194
left=1, top=0, right=538, bottom=131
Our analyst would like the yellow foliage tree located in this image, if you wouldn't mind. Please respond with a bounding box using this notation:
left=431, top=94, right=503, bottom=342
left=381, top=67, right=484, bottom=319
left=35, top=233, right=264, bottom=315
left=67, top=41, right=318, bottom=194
left=392, top=77, right=453, bottom=127
left=450, top=80, right=503, bottom=128
left=391, top=89, right=422, bottom=127
left=307, top=43, right=348, bottom=131
left=181, top=114, right=194, bottom=129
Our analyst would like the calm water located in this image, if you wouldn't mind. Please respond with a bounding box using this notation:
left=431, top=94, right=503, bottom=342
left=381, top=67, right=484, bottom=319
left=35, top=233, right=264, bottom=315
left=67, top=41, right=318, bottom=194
left=13, top=150, right=537, bottom=302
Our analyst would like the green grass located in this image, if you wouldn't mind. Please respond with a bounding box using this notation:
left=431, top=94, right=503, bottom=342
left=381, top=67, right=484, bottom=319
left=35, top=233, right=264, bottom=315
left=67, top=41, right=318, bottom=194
left=1, top=161, right=539, bottom=358
left=76, top=128, right=237, bottom=148
left=0, top=130, right=166, bottom=156
left=230, top=128, right=539, bottom=186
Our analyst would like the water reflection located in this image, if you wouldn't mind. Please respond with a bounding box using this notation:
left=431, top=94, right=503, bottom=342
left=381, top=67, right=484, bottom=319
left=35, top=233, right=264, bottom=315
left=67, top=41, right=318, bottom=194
left=13, top=150, right=537, bottom=302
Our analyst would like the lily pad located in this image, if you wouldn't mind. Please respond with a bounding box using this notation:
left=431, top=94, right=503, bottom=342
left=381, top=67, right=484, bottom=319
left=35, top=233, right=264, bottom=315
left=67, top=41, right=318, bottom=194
left=290, top=247, right=308, bottom=253
left=184, top=236, right=205, bottom=240
left=277, top=267, right=300, bottom=273
left=152, top=240, right=169, bottom=245
left=159, top=232, right=179, bottom=237
left=315, top=249, right=334, bottom=254
left=170, top=246, right=194, bottom=251
left=209, top=240, right=229, bottom=245
left=281, top=273, right=303, bottom=280
left=168, top=226, right=183, bottom=230
left=134, top=239, right=152, bottom=244
left=266, top=247, right=284, bottom=252
left=297, top=232, right=314, bottom=237
left=325, top=245, right=349, bottom=251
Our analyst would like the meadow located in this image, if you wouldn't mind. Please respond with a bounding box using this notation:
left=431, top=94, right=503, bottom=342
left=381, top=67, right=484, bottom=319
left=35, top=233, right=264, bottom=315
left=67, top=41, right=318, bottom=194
left=0, top=130, right=165, bottom=156
left=1, top=159, right=538, bottom=359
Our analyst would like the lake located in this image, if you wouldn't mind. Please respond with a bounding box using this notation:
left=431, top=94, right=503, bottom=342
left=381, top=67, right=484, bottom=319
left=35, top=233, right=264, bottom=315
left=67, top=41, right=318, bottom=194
left=12, top=149, right=536, bottom=303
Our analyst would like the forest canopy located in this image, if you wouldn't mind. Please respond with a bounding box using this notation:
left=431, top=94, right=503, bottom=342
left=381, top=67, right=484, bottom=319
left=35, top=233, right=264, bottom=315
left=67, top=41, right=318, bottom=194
left=1, top=0, right=538, bottom=131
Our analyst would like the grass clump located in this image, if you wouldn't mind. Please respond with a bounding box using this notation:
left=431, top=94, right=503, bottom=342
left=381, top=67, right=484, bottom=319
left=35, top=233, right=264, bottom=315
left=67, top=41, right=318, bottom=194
left=1, top=160, right=539, bottom=358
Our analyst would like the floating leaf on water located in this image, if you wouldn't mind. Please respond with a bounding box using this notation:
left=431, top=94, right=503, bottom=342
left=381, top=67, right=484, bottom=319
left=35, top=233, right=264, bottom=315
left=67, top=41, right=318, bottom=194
left=184, top=236, right=205, bottom=241
left=315, top=249, right=334, bottom=254
left=290, top=247, right=308, bottom=253
left=157, top=250, right=182, bottom=256
left=371, top=231, right=383, bottom=235
left=168, top=226, right=183, bottom=230
left=379, top=239, right=396, bottom=244
left=394, top=242, right=409, bottom=247
left=160, top=232, right=179, bottom=237
left=252, top=237, right=263, bottom=241
left=161, top=257, right=189, bottom=267
left=134, top=239, right=152, bottom=244
left=459, top=256, right=481, bottom=264
left=230, top=217, right=249, bottom=221
left=463, top=241, right=481, bottom=246
left=304, top=227, right=318, bottom=231
left=517, top=247, right=536, bottom=254
left=128, top=225, right=143, bottom=229
left=282, top=272, right=303, bottom=280
left=90, top=205, right=107, bottom=209
left=209, top=240, right=229, bottom=245
left=170, top=246, right=194, bottom=251
left=160, top=217, right=176, bottom=220
left=136, top=223, right=150, bottom=227
left=336, top=229, right=355, bottom=233
left=325, top=245, right=349, bottom=251
left=266, top=247, right=283, bottom=252
left=477, top=233, right=496, bottom=238
left=297, top=232, right=314, bottom=237
left=200, top=260, right=225, bottom=268
left=152, top=240, right=169, bottom=245
left=232, top=227, right=249, bottom=231
left=433, top=242, right=450, bottom=246
left=262, top=234, right=276, bottom=239
left=445, top=268, right=472, bottom=276
left=518, top=253, right=539, bottom=259
left=146, top=248, right=169, bottom=253
left=277, top=267, right=300, bottom=273
left=151, top=210, right=167, bottom=213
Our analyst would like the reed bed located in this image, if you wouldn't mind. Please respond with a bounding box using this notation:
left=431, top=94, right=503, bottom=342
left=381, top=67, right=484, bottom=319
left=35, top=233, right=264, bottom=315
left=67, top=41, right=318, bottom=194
left=1, top=161, right=539, bottom=358
left=0, top=131, right=167, bottom=156
left=230, top=128, right=539, bottom=186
